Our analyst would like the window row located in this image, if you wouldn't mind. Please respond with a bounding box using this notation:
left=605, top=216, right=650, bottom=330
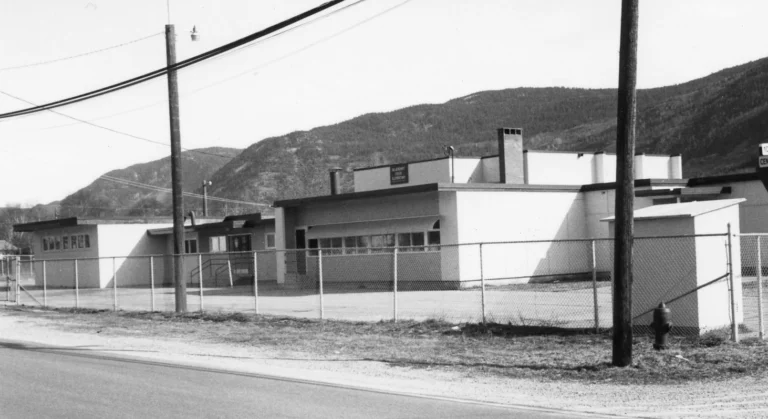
left=42, top=234, right=91, bottom=252
left=307, top=231, right=440, bottom=256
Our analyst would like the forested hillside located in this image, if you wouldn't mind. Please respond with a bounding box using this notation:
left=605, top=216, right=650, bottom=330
left=57, top=147, right=241, bottom=217
left=203, top=57, right=768, bottom=209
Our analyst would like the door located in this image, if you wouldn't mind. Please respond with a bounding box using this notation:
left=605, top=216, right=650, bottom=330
left=295, top=229, right=306, bottom=275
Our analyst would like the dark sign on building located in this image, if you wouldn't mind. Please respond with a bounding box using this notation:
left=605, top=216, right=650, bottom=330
left=390, top=164, right=409, bottom=185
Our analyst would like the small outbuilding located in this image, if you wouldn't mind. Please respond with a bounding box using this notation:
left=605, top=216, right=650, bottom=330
left=603, top=198, right=745, bottom=335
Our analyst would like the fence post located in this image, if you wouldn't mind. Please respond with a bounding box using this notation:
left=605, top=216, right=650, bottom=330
left=591, top=240, right=599, bottom=333
left=15, top=257, right=20, bottom=304
left=393, top=248, right=398, bottom=322
left=480, top=243, right=486, bottom=325
left=150, top=256, right=156, bottom=312
left=318, top=249, right=324, bottom=320
left=74, top=259, right=79, bottom=309
left=198, top=254, right=204, bottom=312
left=758, top=236, right=764, bottom=340
left=113, top=257, right=118, bottom=311
left=42, top=260, right=47, bottom=307
left=727, top=224, right=739, bottom=343
left=228, top=259, right=234, bottom=288
left=253, top=252, right=259, bottom=314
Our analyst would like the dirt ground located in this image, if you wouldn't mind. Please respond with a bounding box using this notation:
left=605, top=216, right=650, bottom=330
left=2, top=306, right=768, bottom=418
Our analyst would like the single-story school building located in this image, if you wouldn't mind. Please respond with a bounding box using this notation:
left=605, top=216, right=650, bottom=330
left=272, top=127, right=764, bottom=289
left=14, top=213, right=275, bottom=288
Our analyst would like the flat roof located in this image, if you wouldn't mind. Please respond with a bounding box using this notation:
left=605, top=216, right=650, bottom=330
left=147, top=216, right=275, bottom=236
left=687, top=171, right=758, bottom=187
left=601, top=198, right=746, bottom=222
left=14, top=216, right=219, bottom=233
left=274, top=182, right=586, bottom=208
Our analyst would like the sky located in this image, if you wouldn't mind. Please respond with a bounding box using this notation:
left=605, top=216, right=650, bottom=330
left=1, top=0, right=767, bottom=207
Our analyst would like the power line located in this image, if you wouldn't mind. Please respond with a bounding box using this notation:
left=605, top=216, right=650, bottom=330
left=100, top=175, right=261, bottom=206
left=0, top=90, right=235, bottom=159
left=31, top=0, right=407, bottom=133
left=0, top=32, right=163, bottom=73
left=0, top=0, right=347, bottom=120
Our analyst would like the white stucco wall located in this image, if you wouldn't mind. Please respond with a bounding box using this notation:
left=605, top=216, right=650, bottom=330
left=635, top=155, right=679, bottom=179
left=525, top=152, right=595, bottom=185
left=353, top=159, right=451, bottom=192
left=481, top=157, right=500, bottom=184
left=31, top=225, right=99, bottom=288
left=454, top=190, right=588, bottom=283
left=694, top=206, right=743, bottom=328
left=96, top=223, right=171, bottom=288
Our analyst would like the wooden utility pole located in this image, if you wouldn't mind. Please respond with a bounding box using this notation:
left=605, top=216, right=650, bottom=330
left=613, top=0, right=639, bottom=367
left=166, top=24, right=187, bottom=313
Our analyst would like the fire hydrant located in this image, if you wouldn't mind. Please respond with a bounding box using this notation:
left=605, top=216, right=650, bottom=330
left=650, top=302, right=672, bottom=350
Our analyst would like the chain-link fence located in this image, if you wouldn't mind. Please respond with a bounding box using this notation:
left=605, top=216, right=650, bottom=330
left=4, top=233, right=759, bottom=342
left=738, top=235, right=766, bottom=340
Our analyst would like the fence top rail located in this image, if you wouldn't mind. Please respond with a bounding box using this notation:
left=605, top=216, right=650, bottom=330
left=15, top=233, right=731, bottom=263
left=736, top=233, right=768, bottom=237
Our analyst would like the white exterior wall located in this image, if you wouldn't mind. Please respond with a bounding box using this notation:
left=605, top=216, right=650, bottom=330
left=525, top=152, right=595, bottom=185
left=481, top=157, right=500, bottom=184
left=635, top=155, right=680, bottom=179
left=31, top=225, right=99, bottom=288
left=585, top=190, right=654, bottom=239
left=694, top=206, right=743, bottom=328
left=96, top=223, right=170, bottom=288
left=602, top=154, right=617, bottom=183
left=454, top=190, right=587, bottom=283
left=353, top=159, right=450, bottom=192
left=451, top=158, right=482, bottom=183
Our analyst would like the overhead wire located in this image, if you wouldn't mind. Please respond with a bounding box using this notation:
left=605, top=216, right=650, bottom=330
left=32, top=0, right=407, bottom=133
left=0, top=32, right=163, bottom=73
left=100, top=175, right=261, bottom=206
left=0, top=90, right=235, bottom=159
left=0, top=0, right=348, bottom=120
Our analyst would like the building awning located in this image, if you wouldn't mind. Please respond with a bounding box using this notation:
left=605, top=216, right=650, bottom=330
left=306, top=215, right=441, bottom=237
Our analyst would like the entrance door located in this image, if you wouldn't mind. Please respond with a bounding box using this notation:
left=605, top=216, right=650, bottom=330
left=295, top=229, right=307, bottom=275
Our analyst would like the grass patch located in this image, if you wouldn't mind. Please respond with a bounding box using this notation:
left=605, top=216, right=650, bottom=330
left=4, top=305, right=767, bottom=385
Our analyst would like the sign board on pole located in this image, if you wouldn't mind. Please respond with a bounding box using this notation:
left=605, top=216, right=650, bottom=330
left=760, top=143, right=768, bottom=156
left=757, top=144, right=768, bottom=192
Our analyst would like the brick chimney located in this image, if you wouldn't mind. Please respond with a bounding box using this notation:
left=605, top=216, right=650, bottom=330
left=497, top=128, right=524, bottom=184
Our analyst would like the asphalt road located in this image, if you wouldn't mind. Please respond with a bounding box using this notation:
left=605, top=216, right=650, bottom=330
left=0, top=340, right=592, bottom=419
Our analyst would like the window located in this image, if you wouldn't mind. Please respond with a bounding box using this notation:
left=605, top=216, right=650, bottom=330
left=63, top=236, right=70, bottom=250
left=427, top=231, right=441, bottom=251
left=265, top=233, right=276, bottom=249
left=83, top=234, right=90, bottom=248
left=397, top=232, right=425, bottom=252
left=42, top=237, right=48, bottom=252
left=318, top=237, right=342, bottom=255
left=210, top=236, right=227, bottom=253
left=54, top=236, right=61, bottom=251
left=371, top=234, right=395, bottom=253
left=308, top=238, right=319, bottom=256
left=70, top=235, right=77, bottom=249
left=229, top=234, right=252, bottom=252
left=185, top=239, right=198, bottom=254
